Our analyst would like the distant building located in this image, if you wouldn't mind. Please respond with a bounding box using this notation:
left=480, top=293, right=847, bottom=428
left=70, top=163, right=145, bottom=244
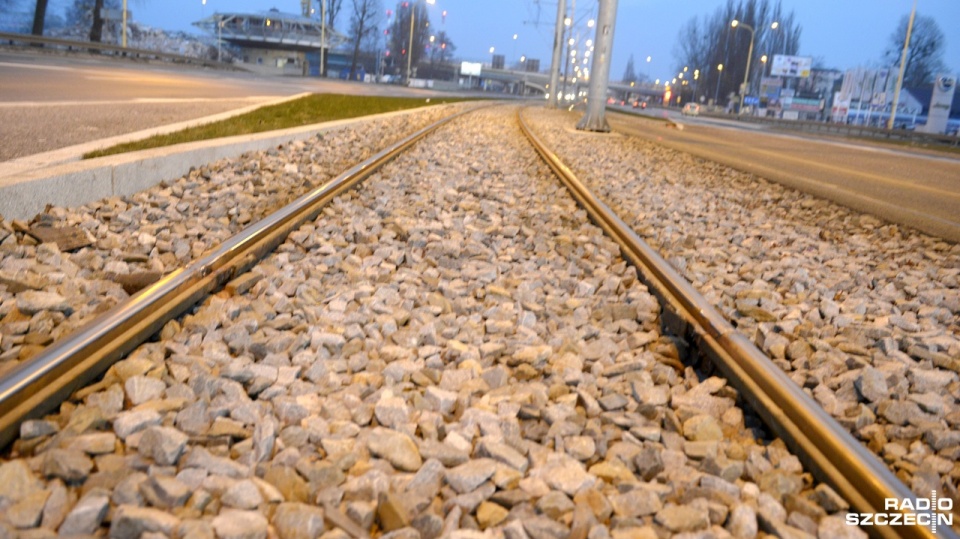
left=833, top=68, right=959, bottom=133
left=193, top=9, right=347, bottom=76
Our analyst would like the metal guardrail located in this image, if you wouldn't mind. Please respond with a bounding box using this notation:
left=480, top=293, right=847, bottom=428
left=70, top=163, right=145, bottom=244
left=709, top=110, right=960, bottom=147
left=0, top=31, right=231, bottom=70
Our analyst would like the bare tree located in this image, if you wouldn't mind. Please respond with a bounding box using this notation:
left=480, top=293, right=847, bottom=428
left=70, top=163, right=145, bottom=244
left=673, top=0, right=801, bottom=105
left=388, top=1, right=430, bottom=76
left=348, top=0, right=382, bottom=79
left=328, top=0, right=343, bottom=31
left=622, top=54, right=637, bottom=83
left=89, top=0, right=105, bottom=42
left=883, top=14, right=947, bottom=87
left=428, top=30, right=455, bottom=64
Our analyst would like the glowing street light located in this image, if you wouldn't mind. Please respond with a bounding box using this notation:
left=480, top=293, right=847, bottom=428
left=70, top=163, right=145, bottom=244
left=731, top=19, right=778, bottom=114
left=715, top=63, right=723, bottom=103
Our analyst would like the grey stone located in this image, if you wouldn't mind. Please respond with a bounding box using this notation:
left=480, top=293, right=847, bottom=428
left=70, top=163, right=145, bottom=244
left=184, top=447, right=249, bottom=478
left=41, top=449, right=93, bottom=483
left=109, top=505, right=181, bottom=538
left=211, top=509, right=268, bottom=539
left=222, top=479, right=264, bottom=509
left=124, top=375, right=167, bottom=406
left=539, top=455, right=596, bottom=495
left=726, top=504, right=758, bottom=539
left=113, top=409, right=162, bottom=439
left=17, top=291, right=70, bottom=314
left=367, top=427, right=422, bottom=472
left=138, top=426, right=189, bottom=466
left=179, top=519, right=216, bottom=539
left=0, top=460, right=43, bottom=503
left=273, top=502, right=326, bottom=539
left=682, top=414, right=723, bottom=441
left=855, top=367, right=888, bottom=403
left=477, top=439, right=528, bottom=472
left=522, top=515, right=569, bottom=539
left=654, top=504, right=710, bottom=533
left=59, top=491, right=110, bottom=535
left=139, top=475, right=191, bottom=508
left=444, top=458, right=498, bottom=494
left=5, top=490, right=50, bottom=528
left=609, top=488, right=662, bottom=518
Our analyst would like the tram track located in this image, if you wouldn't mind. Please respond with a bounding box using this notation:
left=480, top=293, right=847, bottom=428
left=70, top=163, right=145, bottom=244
left=0, top=104, right=954, bottom=538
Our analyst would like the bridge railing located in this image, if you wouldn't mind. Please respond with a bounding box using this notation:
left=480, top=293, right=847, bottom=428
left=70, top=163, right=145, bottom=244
left=0, top=31, right=228, bottom=70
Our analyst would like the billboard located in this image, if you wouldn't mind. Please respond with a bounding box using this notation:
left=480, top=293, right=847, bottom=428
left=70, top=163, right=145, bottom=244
left=920, top=75, right=956, bottom=135
left=759, top=77, right=782, bottom=99
left=770, top=55, right=812, bottom=78
left=460, top=61, right=482, bottom=77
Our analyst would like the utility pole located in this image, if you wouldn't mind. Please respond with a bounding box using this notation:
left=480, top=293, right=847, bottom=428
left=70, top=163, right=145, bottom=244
left=548, top=0, right=566, bottom=107
left=577, top=0, right=617, bottom=131
left=121, top=0, right=127, bottom=47
left=320, top=0, right=327, bottom=77
left=887, top=0, right=916, bottom=130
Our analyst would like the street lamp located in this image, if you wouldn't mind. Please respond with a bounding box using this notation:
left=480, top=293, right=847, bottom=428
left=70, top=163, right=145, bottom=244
left=715, top=63, right=723, bottom=103
left=731, top=19, right=778, bottom=114
left=406, top=0, right=436, bottom=84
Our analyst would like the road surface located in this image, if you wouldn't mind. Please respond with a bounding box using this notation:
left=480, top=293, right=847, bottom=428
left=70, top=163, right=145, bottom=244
left=608, top=109, right=960, bottom=243
left=0, top=50, right=454, bottom=161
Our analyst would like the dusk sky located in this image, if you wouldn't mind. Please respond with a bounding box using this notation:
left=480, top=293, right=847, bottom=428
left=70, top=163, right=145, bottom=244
left=39, top=0, right=960, bottom=81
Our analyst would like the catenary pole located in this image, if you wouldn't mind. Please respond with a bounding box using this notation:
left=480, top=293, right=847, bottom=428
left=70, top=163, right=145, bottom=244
left=548, top=0, right=566, bottom=108
left=320, top=0, right=327, bottom=77
left=576, top=0, right=617, bottom=131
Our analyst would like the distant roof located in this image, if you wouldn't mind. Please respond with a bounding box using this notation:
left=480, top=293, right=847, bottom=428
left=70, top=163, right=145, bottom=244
left=193, top=10, right=348, bottom=52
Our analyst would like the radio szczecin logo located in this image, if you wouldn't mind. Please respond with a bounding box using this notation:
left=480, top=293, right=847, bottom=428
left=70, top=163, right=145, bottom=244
left=846, top=492, right=954, bottom=534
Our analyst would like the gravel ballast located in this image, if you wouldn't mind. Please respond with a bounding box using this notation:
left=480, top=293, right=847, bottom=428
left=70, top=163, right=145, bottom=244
left=0, top=106, right=864, bottom=538
left=524, top=107, right=960, bottom=510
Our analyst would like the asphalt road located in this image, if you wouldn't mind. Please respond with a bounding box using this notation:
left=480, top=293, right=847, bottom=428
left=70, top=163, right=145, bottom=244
left=0, top=50, right=455, bottom=161
left=608, top=109, right=960, bottom=243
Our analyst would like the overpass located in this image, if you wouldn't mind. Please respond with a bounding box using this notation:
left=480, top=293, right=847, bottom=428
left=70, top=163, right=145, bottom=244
left=471, top=67, right=663, bottom=101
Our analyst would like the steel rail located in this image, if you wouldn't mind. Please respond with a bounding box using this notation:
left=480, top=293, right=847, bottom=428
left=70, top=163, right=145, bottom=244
left=0, top=105, right=481, bottom=450
left=517, top=107, right=954, bottom=539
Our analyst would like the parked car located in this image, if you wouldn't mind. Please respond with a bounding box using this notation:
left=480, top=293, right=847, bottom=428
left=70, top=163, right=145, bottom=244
left=681, top=103, right=701, bottom=116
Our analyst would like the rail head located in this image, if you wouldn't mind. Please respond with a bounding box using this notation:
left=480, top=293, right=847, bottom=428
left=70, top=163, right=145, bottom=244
left=516, top=105, right=956, bottom=539
left=0, top=104, right=489, bottom=451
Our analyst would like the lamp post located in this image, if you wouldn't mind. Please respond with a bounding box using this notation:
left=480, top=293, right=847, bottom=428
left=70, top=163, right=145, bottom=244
left=548, top=0, right=566, bottom=107
left=730, top=19, right=754, bottom=114
left=888, top=0, right=917, bottom=130
left=406, top=0, right=436, bottom=84
left=714, top=63, right=723, bottom=104
left=731, top=19, right=778, bottom=114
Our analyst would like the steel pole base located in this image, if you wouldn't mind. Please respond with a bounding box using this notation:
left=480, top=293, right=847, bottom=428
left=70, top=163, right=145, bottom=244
left=576, top=113, right=611, bottom=132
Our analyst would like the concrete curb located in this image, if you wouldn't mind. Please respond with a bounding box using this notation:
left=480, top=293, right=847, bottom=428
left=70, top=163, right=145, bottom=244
left=0, top=103, right=437, bottom=221
left=2, top=93, right=312, bottom=175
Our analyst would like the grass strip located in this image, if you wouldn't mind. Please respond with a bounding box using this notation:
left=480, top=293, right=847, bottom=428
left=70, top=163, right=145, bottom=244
left=84, top=93, right=474, bottom=159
